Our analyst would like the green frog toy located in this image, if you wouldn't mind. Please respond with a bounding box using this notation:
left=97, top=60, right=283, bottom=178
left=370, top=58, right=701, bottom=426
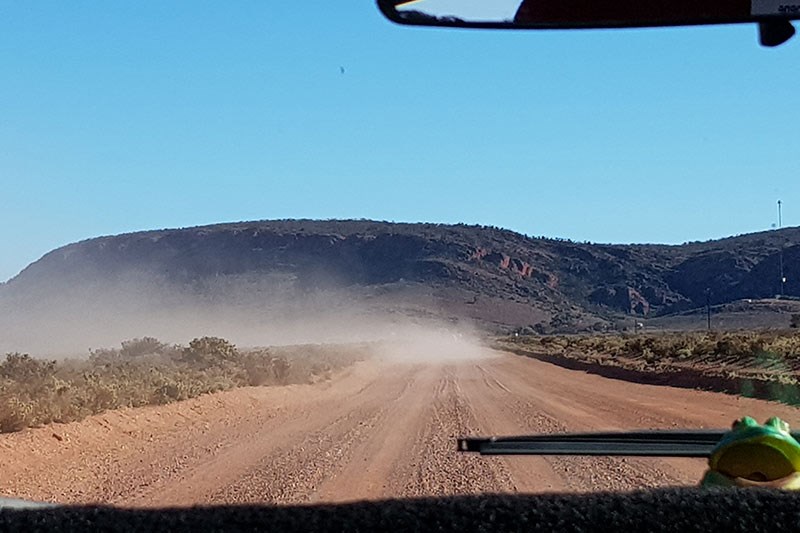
left=701, top=416, right=800, bottom=489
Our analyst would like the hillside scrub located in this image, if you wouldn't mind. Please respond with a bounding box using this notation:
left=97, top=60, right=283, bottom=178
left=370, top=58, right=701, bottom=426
left=0, top=337, right=367, bottom=433
left=503, top=330, right=800, bottom=367
left=498, top=331, right=800, bottom=404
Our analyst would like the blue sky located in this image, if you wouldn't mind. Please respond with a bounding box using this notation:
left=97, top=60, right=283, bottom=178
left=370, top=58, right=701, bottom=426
left=1, top=2, right=799, bottom=282
left=397, top=0, right=522, bottom=19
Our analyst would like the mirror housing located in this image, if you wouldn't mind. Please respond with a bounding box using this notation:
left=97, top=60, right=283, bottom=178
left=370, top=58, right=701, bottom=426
left=377, top=0, right=800, bottom=46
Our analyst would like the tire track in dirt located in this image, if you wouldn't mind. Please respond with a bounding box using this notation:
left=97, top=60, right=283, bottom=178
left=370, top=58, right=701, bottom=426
left=463, top=354, right=800, bottom=491
left=205, top=364, right=424, bottom=505
left=461, top=362, right=671, bottom=492
left=472, top=360, right=689, bottom=490
left=121, top=363, right=401, bottom=507
left=312, top=365, right=438, bottom=502
left=390, top=366, right=516, bottom=498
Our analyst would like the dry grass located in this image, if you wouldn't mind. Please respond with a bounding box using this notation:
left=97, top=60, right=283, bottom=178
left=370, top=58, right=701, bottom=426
left=497, top=330, right=800, bottom=404
left=0, top=337, right=368, bottom=433
left=502, top=330, right=800, bottom=369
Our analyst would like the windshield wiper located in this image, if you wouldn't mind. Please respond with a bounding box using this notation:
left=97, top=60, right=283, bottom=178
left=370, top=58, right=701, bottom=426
left=458, top=430, right=743, bottom=457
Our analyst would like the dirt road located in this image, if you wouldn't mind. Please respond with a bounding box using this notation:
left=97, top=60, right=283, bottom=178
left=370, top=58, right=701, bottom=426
left=2, top=350, right=800, bottom=506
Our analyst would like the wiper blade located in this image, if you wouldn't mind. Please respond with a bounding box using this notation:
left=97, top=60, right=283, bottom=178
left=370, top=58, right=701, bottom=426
left=458, top=430, right=735, bottom=457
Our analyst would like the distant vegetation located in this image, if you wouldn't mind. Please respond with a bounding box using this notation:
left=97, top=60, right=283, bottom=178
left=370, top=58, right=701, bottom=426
left=0, top=337, right=368, bottom=433
left=499, top=330, right=800, bottom=404
left=505, top=330, right=800, bottom=363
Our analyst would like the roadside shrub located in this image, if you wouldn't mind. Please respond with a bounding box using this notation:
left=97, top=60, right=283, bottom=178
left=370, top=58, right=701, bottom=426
left=0, top=353, right=56, bottom=382
left=181, top=336, right=239, bottom=366
left=0, top=339, right=366, bottom=433
left=120, top=337, right=168, bottom=358
left=89, top=337, right=173, bottom=365
left=0, top=396, right=33, bottom=432
left=503, top=330, right=800, bottom=366
left=238, top=350, right=291, bottom=386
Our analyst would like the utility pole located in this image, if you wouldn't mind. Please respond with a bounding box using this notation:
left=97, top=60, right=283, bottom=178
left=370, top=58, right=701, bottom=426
left=705, top=288, right=712, bottom=331
left=778, top=200, right=786, bottom=297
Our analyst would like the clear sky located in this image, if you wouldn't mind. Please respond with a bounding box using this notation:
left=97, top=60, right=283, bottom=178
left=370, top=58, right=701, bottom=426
left=397, top=0, right=522, bottom=20
left=1, top=2, right=799, bottom=282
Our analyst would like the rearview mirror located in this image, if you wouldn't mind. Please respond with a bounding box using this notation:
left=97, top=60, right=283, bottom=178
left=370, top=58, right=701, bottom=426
left=377, top=0, right=800, bottom=46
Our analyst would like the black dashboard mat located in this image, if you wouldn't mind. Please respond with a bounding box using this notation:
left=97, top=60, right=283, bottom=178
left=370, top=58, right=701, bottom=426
left=2, top=488, right=800, bottom=532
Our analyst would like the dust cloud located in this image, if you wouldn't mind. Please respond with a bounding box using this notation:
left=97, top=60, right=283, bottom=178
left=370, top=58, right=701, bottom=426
left=0, top=274, right=490, bottom=361
left=370, top=326, right=492, bottom=364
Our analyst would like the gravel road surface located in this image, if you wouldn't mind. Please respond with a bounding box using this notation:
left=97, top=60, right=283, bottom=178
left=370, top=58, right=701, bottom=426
left=3, top=350, right=799, bottom=506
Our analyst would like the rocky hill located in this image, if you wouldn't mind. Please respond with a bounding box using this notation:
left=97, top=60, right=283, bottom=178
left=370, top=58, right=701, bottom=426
left=2, top=220, right=799, bottom=351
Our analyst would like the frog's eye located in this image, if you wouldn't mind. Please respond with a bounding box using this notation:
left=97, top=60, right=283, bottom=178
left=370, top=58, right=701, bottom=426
left=765, top=417, right=790, bottom=434
left=733, top=416, right=758, bottom=431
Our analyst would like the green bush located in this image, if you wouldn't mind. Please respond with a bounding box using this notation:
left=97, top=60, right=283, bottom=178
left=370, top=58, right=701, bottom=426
left=181, top=336, right=239, bottom=366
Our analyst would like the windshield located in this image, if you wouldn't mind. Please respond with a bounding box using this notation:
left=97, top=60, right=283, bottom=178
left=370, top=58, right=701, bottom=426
left=1, top=1, right=800, bottom=507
